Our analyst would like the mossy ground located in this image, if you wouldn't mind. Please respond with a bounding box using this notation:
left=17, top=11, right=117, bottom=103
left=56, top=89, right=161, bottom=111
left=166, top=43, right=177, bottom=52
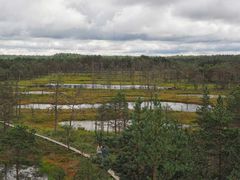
left=38, top=139, right=110, bottom=180
left=10, top=73, right=230, bottom=179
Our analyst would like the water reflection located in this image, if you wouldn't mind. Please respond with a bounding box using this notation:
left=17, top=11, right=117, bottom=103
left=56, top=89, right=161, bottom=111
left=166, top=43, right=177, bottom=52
left=46, top=83, right=173, bottom=90
left=177, top=94, right=225, bottom=98
left=21, top=91, right=54, bottom=95
left=20, top=101, right=200, bottom=112
left=0, top=165, right=47, bottom=180
left=59, top=120, right=192, bottom=132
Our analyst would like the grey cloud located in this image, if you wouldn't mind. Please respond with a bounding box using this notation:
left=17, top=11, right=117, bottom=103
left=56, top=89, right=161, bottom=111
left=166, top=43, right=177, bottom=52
left=0, top=0, right=240, bottom=55
left=174, top=0, right=240, bottom=24
left=112, top=0, right=179, bottom=6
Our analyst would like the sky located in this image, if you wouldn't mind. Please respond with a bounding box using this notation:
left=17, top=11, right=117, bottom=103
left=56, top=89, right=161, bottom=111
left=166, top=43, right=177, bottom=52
left=0, top=0, right=240, bottom=56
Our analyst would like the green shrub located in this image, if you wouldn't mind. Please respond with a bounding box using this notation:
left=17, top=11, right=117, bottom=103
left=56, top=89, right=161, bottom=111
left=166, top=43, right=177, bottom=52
left=40, top=160, right=65, bottom=180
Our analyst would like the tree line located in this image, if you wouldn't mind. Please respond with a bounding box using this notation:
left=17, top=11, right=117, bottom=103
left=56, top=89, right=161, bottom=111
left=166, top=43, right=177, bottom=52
left=0, top=54, right=240, bottom=89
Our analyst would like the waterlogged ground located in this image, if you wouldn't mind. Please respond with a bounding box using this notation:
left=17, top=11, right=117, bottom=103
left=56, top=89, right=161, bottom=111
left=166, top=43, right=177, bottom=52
left=18, top=73, right=220, bottom=90
left=20, top=101, right=201, bottom=112
left=177, top=94, right=225, bottom=98
left=21, top=91, right=54, bottom=95
left=46, top=83, right=173, bottom=90
left=59, top=120, right=192, bottom=132
left=0, top=165, right=47, bottom=180
left=8, top=73, right=228, bottom=179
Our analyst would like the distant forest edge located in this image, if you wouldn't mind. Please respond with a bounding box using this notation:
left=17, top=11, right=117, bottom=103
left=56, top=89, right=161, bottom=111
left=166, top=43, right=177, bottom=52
left=0, top=54, right=239, bottom=88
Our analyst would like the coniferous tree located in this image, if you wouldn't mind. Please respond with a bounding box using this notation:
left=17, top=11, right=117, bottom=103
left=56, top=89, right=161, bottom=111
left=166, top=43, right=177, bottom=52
left=210, top=96, right=232, bottom=179
left=227, top=86, right=240, bottom=121
left=113, top=99, right=195, bottom=180
left=0, top=81, right=15, bottom=132
left=196, top=88, right=239, bottom=179
left=110, top=92, right=129, bottom=133
left=0, top=126, right=39, bottom=180
left=196, top=86, right=211, bottom=127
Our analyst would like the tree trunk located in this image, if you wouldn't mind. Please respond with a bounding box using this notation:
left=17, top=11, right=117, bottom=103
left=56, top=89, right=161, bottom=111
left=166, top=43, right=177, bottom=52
left=54, top=105, right=58, bottom=132
left=218, top=133, right=222, bottom=180
left=152, top=164, right=158, bottom=180
left=4, top=163, right=7, bottom=180
left=15, top=80, right=19, bottom=118
left=16, top=162, right=19, bottom=180
left=54, top=81, right=59, bottom=132
left=114, top=119, right=117, bottom=134
left=114, top=106, right=117, bottom=134
left=219, top=150, right=222, bottom=180
left=16, top=75, right=21, bottom=120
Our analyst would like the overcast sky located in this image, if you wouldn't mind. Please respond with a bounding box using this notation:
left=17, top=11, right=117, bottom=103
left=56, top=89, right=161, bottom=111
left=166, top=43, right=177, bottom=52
left=0, top=0, right=240, bottom=55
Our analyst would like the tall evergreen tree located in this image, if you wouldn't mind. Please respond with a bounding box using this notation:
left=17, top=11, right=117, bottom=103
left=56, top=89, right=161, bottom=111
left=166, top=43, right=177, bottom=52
left=110, top=91, right=129, bottom=133
left=196, top=89, right=239, bottom=179
left=113, top=99, right=195, bottom=180
left=0, top=81, right=15, bottom=132
left=196, top=86, right=211, bottom=127
left=227, top=86, right=240, bottom=121
left=0, top=126, right=39, bottom=180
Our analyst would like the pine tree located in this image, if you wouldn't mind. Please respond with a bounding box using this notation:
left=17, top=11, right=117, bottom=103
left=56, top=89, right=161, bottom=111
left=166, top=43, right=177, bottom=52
left=113, top=99, right=195, bottom=180
left=197, top=91, right=237, bottom=179
left=110, top=91, right=129, bottom=133
left=0, top=126, right=39, bottom=180
left=210, top=96, right=232, bottom=179
left=227, top=85, right=240, bottom=121
left=196, top=86, right=211, bottom=128
left=0, top=81, right=15, bottom=132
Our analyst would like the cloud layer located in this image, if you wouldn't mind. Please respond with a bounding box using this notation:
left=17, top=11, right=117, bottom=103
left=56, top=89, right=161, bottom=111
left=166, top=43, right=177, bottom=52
left=0, top=0, right=240, bottom=55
